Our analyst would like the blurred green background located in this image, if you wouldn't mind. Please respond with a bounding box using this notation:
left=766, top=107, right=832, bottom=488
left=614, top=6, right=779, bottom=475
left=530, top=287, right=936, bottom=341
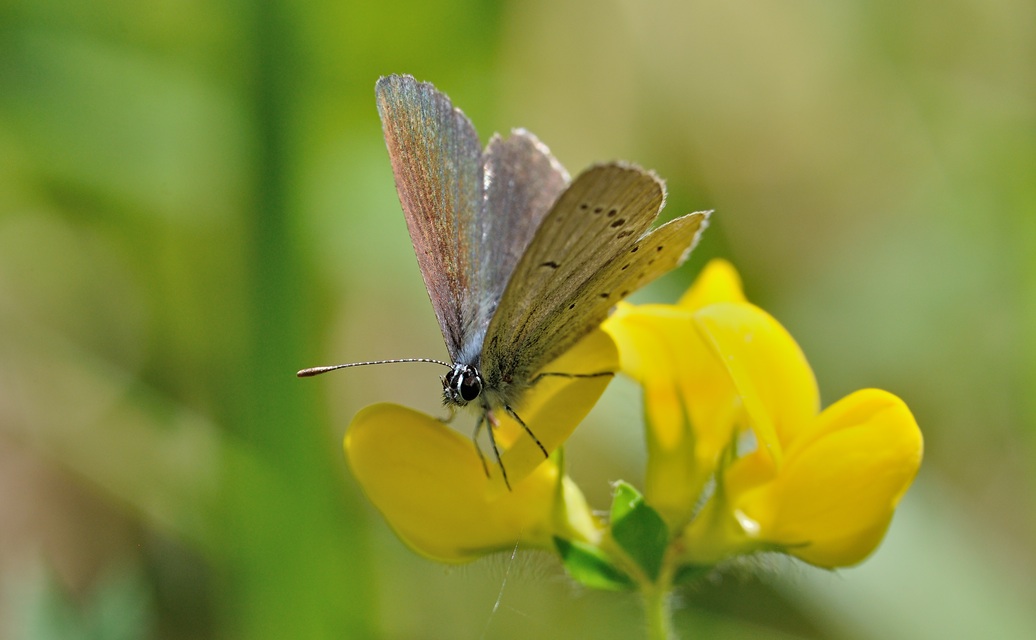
left=1, top=0, right=1034, bottom=638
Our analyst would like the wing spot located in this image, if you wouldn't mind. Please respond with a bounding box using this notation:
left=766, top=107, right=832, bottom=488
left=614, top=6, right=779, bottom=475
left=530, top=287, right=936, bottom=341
left=568, top=303, right=576, bottom=310
left=579, top=203, right=589, bottom=210
left=620, top=290, right=630, bottom=297
left=593, top=206, right=604, bottom=214
left=607, top=209, right=618, bottom=217
left=610, top=218, right=626, bottom=228
left=630, top=246, right=639, bottom=253
left=617, top=229, right=635, bottom=238
left=656, top=245, right=664, bottom=252
left=599, top=292, right=610, bottom=299
left=540, top=261, right=560, bottom=269
left=621, top=263, right=630, bottom=271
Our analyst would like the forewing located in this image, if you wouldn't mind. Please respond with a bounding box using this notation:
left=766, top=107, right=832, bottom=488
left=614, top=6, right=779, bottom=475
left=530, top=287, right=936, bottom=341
left=376, top=74, right=483, bottom=359
left=474, top=129, right=569, bottom=353
left=481, top=163, right=709, bottom=401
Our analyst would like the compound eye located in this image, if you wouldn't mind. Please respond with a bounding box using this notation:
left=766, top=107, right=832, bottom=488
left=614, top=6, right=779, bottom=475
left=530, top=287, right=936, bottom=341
left=459, top=370, right=482, bottom=402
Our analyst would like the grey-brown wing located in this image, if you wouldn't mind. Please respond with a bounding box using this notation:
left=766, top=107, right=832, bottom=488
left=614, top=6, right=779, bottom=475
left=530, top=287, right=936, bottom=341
left=481, top=163, right=709, bottom=402
left=468, top=129, right=569, bottom=361
left=376, top=74, right=483, bottom=360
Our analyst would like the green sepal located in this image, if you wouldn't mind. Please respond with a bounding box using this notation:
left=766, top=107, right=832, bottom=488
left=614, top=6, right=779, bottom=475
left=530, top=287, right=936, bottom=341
left=609, top=481, right=669, bottom=581
left=554, top=537, right=634, bottom=591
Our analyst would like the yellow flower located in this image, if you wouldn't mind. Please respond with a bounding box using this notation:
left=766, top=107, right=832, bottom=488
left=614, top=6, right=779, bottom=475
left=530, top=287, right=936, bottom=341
left=684, top=301, right=923, bottom=568
left=344, top=257, right=922, bottom=572
left=605, top=259, right=923, bottom=569
left=714, top=388, right=921, bottom=567
left=344, top=330, right=616, bottom=562
left=602, top=260, right=754, bottom=526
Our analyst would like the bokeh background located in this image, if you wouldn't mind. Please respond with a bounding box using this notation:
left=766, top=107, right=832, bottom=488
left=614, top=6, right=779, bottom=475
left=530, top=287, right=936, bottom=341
left=2, top=0, right=1034, bottom=638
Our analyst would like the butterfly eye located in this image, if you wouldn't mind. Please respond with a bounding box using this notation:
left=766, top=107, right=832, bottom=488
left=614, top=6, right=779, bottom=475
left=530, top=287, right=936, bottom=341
left=459, top=369, right=483, bottom=402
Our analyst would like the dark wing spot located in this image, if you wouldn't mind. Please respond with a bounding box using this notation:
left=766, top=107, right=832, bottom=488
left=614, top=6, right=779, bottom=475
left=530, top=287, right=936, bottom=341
left=593, top=206, right=603, bottom=214
left=540, top=261, right=560, bottom=269
left=610, top=218, right=626, bottom=228
left=607, top=209, right=618, bottom=217
left=630, top=246, right=639, bottom=253
left=620, top=290, right=630, bottom=297
left=617, top=229, right=634, bottom=238
left=568, top=303, right=576, bottom=310
left=579, top=203, right=589, bottom=210
left=621, top=263, right=630, bottom=271
left=599, top=292, right=610, bottom=299
left=656, top=245, right=664, bottom=252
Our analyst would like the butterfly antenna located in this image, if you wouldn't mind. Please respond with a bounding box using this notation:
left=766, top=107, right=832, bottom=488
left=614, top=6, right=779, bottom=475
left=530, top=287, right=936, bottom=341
left=296, top=358, right=452, bottom=378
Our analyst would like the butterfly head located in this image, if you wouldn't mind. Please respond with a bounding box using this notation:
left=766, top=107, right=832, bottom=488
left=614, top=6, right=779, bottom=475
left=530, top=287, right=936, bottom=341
left=443, top=363, right=484, bottom=406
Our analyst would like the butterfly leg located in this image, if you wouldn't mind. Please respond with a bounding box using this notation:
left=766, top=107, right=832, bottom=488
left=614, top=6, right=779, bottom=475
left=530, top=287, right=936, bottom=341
left=470, top=412, right=491, bottom=478
left=504, top=405, right=548, bottom=459
left=485, top=410, right=511, bottom=491
left=440, top=404, right=459, bottom=424
left=529, top=371, right=615, bottom=386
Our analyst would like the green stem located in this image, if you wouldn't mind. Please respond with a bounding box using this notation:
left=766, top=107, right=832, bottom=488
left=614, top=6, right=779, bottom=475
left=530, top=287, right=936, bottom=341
left=600, top=531, right=679, bottom=639
left=220, top=0, right=375, bottom=637
left=642, top=583, right=675, bottom=640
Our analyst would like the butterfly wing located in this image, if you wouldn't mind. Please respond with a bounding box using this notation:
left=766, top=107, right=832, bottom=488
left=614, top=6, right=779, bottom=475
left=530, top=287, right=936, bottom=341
left=481, top=163, right=709, bottom=405
left=376, top=75, right=484, bottom=360
left=377, top=77, right=570, bottom=364
left=472, top=129, right=569, bottom=361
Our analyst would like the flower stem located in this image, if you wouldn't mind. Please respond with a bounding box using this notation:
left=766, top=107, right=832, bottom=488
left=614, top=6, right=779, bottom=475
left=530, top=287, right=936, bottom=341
left=642, top=583, right=675, bottom=640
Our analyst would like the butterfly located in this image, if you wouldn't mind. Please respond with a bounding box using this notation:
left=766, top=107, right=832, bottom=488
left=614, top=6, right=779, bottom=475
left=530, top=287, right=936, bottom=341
left=300, top=75, right=710, bottom=488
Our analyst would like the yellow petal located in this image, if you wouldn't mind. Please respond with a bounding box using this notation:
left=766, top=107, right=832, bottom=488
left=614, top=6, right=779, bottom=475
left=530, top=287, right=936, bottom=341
left=603, top=302, right=683, bottom=385
left=693, top=302, right=820, bottom=464
left=733, top=389, right=923, bottom=568
left=491, top=329, right=618, bottom=493
left=604, top=303, right=741, bottom=525
left=345, top=403, right=572, bottom=563
left=678, top=259, right=747, bottom=311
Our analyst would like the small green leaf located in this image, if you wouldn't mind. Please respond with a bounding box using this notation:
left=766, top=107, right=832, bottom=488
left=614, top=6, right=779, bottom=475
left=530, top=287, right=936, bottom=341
left=609, top=484, right=669, bottom=581
left=554, top=537, right=634, bottom=591
left=673, top=563, right=712, bottom=585
left=609, top=480, right=642, bottom=523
